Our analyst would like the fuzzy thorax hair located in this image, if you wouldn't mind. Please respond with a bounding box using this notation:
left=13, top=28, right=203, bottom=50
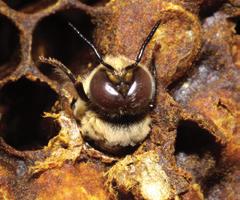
left=81, top=111, right=151, bottom=150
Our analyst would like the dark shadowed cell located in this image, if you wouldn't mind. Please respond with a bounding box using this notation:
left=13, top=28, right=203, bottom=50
left=32, top=9, right=96, bottom=81
left=3, top=0, right=58, bottom=13
left=79, top=0, right=110, bottom=6
left=0, top=14, right=20, bottom=79
left=0, top=78, right=59, bottom=150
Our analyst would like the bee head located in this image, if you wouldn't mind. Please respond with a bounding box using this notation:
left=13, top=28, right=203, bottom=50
left=85, top=56, right=155, bottom=118
left=68, top=21, right=160, bottom=119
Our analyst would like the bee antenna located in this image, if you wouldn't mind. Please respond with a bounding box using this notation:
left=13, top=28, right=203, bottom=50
left=68, top=22, right=114, bottom=71
left=39, top=56, right=77, bottom=83
left=135, top=20, right=161, bottom=65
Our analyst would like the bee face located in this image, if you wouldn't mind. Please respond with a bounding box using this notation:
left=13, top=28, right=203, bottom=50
left=83, top=56, right=155, bottom=119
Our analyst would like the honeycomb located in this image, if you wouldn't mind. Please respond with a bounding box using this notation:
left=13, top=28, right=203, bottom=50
left=0, top=0, right=240, bottom=199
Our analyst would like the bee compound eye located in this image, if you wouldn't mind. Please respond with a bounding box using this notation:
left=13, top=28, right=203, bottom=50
left=89, top=68, right=155, bottom=116
left=89, top=69, right=122, bottom=112
left=127, top=67, right=155, bottom=109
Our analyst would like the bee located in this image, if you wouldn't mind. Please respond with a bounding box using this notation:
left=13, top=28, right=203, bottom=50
left=40, top=20, right=160, bottom=153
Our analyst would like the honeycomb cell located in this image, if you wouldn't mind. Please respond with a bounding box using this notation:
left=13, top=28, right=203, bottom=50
left=0, top=14, right=20, bottom=79
left=232, top=17, right=240, bottom=34
left=175, top=120, right=221, bottom=156
left=32, top=9, right=96, bottom=81
left=3, top=0, right=58, bottom=14
left=0, top=78, right=59, bottom=151
left=199, top=0, right=225, bottom=19
left=175, top=120, right=223, bottom=194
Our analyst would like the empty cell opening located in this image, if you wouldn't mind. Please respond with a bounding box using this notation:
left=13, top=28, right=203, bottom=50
left=32, top=9, right=97, bottom=82
left=230, top=17, right=240, bottom=35
left=3, top=0, right=58, bottom=14
left=0, top=78, right=59, bottom=151
left=175, top=120, right=222, bottom=189
left=0, top=15, right=20, bottom=79
left=199, top=0, right=225, bottom=20
left=235, top=21, right=240, bottom=34
left=175, top=120, right=220, bottom=156
left=79, top=0, right=110, bottom=6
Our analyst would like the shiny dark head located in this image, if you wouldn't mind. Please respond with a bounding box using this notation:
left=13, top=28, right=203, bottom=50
left=89, top=66, right=155, bottom=117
